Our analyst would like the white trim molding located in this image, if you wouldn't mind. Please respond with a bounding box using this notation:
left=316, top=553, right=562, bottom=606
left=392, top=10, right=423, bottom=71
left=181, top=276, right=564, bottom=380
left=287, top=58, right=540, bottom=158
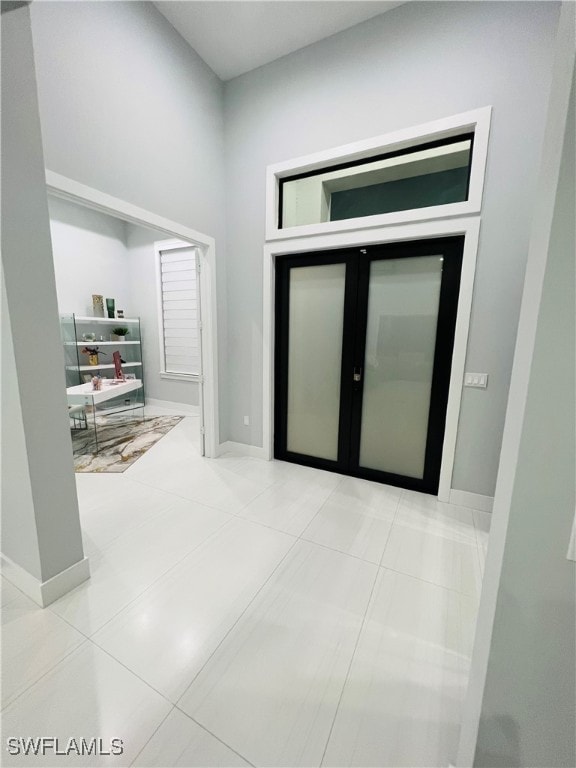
left=262, top=216, right=482, bottom=501
left=1, top=555, right=90, bottom=608
left=217, top=440, right=269, bottom=460
left=159, top=372, right=200, bottom=382
left=45, top=171, right=220, bottom=458
left=145, top=397, right=200, bottom=415
left=266, top=106, right=491, bottom=241
left=449, top=490, right=494, bottom=513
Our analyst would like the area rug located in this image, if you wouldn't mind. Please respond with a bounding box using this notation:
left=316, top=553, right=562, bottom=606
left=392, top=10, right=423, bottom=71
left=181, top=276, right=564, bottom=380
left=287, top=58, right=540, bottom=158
left=72, top=414, right=184, bottom=473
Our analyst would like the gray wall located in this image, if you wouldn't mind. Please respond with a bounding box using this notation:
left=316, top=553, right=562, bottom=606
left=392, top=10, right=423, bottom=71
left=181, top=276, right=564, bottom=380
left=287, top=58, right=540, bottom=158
left=1, top=270, right=41, bottom=580
left=126, top=224, right=200, bottom=407
left=1, top=3, right=84, bottom=583
left=49, top=196, right=131, bottom=316
left=223, top=1, right=560, bottom=495
left=30, top=0, right=227, bottom=437
left=474, top=69, right=575, bottom=768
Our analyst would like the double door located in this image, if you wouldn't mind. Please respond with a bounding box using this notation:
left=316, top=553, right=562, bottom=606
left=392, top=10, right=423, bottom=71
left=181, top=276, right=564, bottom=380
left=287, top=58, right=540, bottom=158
left=274, top=237, right=463, bottom=494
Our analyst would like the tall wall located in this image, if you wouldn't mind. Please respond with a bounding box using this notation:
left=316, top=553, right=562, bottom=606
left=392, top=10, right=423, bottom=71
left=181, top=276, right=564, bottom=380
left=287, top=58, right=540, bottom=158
left=1, top=268, right=41, bottom=580
left=1, top=2, right=85, bottom=588
left=30, top=0, right=227, bottom=437
left=223, top=1, right=560, bottom=495
left=473, top=67, right=575, bottom=768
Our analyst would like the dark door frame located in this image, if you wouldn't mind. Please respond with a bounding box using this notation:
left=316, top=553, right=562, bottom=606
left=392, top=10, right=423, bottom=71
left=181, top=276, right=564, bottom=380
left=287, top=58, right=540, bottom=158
left=274, top=236, right=464, bottom=494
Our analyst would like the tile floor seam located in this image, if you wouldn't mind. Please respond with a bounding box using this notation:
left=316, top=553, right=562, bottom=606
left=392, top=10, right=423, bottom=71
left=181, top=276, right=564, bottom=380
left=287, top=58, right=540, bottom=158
left=233, top=500, right=403, bottom=566
left=377, top=561, right=478, bottom=597
left=294, top=475, right=348, bottom=543
left=232, top=513, right=300, bottom=539
left=298, top=535, right=384, bottom=567
left=173, top=535, right=302, bottom=708
left=385, top=515, right=479, bottom=545
left=124, top=473, right=276, bottom=517
left=173, top=708, right=257, bottom=768
left=377, top=492, right=403, bottom=567
left=129, top=705, right=176, bottom=767
left=0, top=580, right=31, bottom=611
left=232, top=476, right=284, bottom=516
left=0, top=637, right=91, bottom=713
left=91, top=639, right=175, bottom=705
left=52, top=515, right=236, bottom=640
left=295, top=479, right=402, bottom=566
left=80, top=490, right=207, bottom=560
left=318, top=559, right=382, bottom=768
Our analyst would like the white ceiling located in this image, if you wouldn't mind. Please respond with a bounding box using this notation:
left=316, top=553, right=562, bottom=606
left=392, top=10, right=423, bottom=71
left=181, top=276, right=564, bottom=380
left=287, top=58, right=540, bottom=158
left=154, top=1, right=404, bottom=81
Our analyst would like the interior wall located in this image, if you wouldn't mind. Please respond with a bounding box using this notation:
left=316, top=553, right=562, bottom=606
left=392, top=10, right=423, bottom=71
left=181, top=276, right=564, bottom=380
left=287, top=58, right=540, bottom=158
left=30, top=0, right=227, bottom=438
left=48, top=196, right=131, bottom=317
left=223, top=0, right=560, bottom=496
left=1, top=2, right=85, bottom=585
left=473, top=67, right=575, bottom=768
left=47, top=196, right=198, bottom=408
left=126, top=224, right=200, bottom=408
left=1, top=268, right=41, bottom=580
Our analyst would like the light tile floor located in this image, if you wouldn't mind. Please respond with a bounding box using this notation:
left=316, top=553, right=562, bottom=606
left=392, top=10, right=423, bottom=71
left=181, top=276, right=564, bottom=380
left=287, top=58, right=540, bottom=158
left=1, top=410, right=491, bottom=767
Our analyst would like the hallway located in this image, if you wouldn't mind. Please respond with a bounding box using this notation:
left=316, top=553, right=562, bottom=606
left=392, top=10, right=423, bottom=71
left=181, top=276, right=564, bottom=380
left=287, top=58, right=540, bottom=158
left=1, top=411, right=489, bottom=767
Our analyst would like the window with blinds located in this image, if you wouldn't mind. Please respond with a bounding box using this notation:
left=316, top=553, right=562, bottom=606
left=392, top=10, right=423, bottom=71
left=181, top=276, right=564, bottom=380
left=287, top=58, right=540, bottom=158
left=158, top=245, right=200, bottom=376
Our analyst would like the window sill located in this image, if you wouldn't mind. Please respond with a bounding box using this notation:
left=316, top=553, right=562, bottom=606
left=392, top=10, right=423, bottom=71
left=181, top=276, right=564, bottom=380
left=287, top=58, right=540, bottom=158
left=159, top=371, right=200, bottom=382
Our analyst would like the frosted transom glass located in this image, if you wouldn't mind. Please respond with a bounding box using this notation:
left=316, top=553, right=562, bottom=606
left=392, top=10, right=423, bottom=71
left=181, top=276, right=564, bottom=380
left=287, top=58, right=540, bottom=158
left=287, top=264, right=346, bottom=460
left=359, top=256, right=443, bottom=478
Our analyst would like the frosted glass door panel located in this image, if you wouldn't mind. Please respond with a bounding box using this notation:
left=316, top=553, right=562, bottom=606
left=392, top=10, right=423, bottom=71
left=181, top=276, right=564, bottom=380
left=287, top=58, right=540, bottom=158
left=359, top=256, right=443, bottom=478
left=287, top=264, right=346, bottom=460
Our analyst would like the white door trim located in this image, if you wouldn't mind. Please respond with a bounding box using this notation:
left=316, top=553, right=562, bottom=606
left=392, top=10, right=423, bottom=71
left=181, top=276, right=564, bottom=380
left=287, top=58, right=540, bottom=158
left=266, top=106, right=491, bottom=241
left=45, top=170, right=220, bottom=458
left=262, top=216, right=481, bottom=501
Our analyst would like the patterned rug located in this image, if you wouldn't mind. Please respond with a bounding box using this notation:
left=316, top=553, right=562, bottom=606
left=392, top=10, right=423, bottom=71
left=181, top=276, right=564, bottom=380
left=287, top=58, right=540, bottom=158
left=72, top=414, right=184, bottom=473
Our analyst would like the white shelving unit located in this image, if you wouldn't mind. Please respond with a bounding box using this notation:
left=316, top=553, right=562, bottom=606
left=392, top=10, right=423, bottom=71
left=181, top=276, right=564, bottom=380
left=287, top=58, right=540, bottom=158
left=64, top=340, right=141, bottom=346
left=66, top=362, right=142, bottom=371
left=59, top=314, right=145, bottom=403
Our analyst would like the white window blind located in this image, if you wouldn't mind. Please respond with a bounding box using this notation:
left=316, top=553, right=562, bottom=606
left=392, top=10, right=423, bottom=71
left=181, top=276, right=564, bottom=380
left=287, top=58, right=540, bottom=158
left=159, top=246, right=200, bottom=375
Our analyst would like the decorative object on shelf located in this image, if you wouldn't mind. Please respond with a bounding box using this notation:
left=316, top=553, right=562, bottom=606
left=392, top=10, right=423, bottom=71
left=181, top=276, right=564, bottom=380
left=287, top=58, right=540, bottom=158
left=82, top=332, right=96, bottom=342
left=111, top=327, right=129, bottom=341
left=117, top=309, right=125, bottom=319
left=113, top=350, right=125, bottom=381
left=92, top=294, right=104, bottom=317
left=81, top=346, right=107, bottom=366
left=106, top=298, right=115, bottom=318
left=91, top=375, right=102, bottom=391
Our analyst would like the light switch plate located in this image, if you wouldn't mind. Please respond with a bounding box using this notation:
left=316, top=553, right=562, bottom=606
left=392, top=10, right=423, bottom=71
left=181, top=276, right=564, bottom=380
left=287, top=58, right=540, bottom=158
left=464, top=372, right=488, bottom=388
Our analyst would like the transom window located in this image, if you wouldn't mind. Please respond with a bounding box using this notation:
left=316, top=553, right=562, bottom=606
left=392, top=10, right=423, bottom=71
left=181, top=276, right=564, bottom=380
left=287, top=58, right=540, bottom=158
left=279, top=133, right=474, bottom=229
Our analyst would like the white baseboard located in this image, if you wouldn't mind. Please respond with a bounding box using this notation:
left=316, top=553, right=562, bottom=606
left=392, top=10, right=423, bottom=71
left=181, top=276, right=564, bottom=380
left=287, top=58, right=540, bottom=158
left=217, top=440, right=269, bottom=460
left=449, top=489, right=494, bottom=513
left=1, top=555, right=90, bottom=608
left=146, top=397, right=199, bottom=415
